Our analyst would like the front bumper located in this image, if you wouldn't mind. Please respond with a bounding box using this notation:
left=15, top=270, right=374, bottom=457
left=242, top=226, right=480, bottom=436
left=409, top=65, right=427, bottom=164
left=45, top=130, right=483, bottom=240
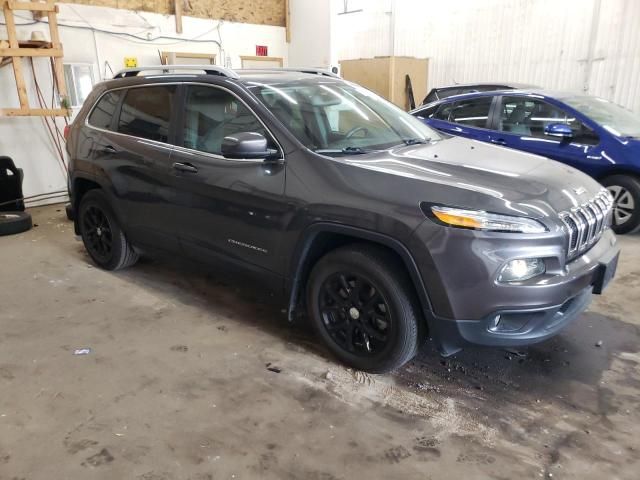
left=409, top=223, right=619, bottom=354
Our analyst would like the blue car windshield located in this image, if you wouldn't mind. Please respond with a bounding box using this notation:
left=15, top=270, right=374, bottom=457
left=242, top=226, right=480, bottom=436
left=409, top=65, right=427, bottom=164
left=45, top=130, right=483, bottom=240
left=564, top=96, right=640, bottom=139
left=246, top=80, right=441, bottom=155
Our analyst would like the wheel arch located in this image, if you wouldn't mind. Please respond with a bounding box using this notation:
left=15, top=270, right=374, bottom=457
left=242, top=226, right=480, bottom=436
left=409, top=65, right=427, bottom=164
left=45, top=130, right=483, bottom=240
left=286, top=223, right=434, bottom=326
left=596, top=168, right=640, bottom=183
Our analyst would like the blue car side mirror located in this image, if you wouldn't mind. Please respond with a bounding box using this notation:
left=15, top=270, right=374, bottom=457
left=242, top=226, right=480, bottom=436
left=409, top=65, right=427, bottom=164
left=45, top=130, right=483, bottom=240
left=544, top=123, right=574, bottom=138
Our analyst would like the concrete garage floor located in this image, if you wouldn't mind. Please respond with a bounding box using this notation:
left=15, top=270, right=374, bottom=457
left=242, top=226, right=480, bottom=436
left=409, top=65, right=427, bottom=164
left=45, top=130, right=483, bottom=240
left=1, top=205, right=639, bottom=480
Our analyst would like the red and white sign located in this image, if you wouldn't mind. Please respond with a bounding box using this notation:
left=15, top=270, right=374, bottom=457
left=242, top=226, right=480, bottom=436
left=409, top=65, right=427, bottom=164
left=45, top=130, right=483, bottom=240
left=255, top=45, right=268, bottom=57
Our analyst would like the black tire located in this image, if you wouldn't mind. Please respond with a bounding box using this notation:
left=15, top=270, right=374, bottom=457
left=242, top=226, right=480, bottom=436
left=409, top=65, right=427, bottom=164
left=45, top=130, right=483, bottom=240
left=78, top=190, right=139, bottom=270
left=602, top=175, right=640, bottom=234
left=307, top=244, right=424, bottom=373
left=0, top=211, right=32, bottom=236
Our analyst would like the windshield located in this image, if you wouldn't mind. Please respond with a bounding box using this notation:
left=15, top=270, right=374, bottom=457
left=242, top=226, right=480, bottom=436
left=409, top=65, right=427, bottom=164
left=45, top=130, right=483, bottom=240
left=246, top=80, right=441, bottom=155
left=564, top=96, right=640, bottom=138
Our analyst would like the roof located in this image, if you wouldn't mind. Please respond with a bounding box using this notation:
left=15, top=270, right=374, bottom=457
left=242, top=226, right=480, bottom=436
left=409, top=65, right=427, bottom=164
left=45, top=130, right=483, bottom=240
left=111, top=65, right=340, bottom=83
left=432, top=82, right=539, bottom=90
left=415, top=88, right=584, bottom=110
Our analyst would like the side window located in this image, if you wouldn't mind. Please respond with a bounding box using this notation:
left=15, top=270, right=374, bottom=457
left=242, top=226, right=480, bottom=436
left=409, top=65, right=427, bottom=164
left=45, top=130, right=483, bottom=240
left=499, top=96, right=599, bottom=144
left=87, top=91, right=121, bottom=130
left=182, top=86, right=271, bottom=155
left=436, top=97, right=493, bottom=128
left=117, top=86, right=176, bottom=143
left=413, top=104, right=439, bottom=119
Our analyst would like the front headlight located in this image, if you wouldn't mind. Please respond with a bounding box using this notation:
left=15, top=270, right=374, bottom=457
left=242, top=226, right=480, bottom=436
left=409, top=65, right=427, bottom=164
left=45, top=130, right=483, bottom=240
left=428, top=205, right=547, bottom=234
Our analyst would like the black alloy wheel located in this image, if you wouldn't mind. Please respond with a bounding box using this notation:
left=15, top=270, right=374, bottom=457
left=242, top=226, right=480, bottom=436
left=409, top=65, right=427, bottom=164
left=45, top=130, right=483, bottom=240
left=78, top=189, right=139, bottom=270
left=319, top=272, right=392, bottom=357
left=82, top=205, right=113, bottom=264
left=308, top=244, right=423, bottom=373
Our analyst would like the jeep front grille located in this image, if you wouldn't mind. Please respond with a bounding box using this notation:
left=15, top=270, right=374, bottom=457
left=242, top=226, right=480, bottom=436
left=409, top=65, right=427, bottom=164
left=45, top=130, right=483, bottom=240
left=559, top=189, right=613, bottom=259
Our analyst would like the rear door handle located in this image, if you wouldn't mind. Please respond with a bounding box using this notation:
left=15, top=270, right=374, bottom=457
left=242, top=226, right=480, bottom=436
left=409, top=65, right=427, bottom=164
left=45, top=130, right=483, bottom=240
left=490, top=138, right=506, bottom=146
left=172, top=162, right=198, bottom=174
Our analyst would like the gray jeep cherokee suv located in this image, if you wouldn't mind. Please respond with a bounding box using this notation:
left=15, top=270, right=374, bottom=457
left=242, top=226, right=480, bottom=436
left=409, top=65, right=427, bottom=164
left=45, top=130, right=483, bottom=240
left=66, top=66, right=620, bottom=372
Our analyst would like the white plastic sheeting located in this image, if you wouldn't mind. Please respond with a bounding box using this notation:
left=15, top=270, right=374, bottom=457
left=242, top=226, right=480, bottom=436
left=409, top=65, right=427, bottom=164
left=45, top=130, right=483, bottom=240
left=332, top=0, right=640, bottom=112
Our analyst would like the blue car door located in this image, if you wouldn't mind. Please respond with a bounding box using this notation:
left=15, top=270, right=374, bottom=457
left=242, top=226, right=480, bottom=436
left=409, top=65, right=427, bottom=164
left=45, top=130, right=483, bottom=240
left=487, top=95, right=600, bottom=171
left=425, top=96, right=495, bottom=142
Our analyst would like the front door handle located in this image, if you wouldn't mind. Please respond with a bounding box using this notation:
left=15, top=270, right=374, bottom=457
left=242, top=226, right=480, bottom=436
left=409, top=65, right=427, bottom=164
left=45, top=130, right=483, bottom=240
left=172, top=162, right=198, bottom=174
left=491, top=138, right=506, bottom=146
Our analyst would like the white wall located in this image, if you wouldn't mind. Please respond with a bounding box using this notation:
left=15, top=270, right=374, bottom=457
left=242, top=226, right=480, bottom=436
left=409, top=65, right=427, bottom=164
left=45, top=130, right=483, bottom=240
left=331, top=0, right=640, bottom=113
left=0, top=4, right=286, bottom=202
left=288, top=0, right=331, bottom=68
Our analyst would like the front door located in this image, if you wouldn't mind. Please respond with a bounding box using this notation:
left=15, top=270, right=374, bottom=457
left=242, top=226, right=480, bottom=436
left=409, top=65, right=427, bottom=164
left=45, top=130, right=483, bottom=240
left=489, top=95, right=601, bottom=171
left=167, top=84, right=288, bottom=274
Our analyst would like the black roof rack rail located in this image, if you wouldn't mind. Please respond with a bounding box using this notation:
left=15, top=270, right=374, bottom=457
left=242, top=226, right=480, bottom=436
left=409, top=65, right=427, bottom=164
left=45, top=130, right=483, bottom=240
left=113, top=65, right=239, bottom=79
left=236, top=67, right=340, bottom=78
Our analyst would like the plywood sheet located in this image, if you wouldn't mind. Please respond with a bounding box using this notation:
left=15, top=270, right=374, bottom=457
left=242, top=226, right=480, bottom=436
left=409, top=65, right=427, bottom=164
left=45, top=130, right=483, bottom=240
left=61, top=0, right=286, bottom=26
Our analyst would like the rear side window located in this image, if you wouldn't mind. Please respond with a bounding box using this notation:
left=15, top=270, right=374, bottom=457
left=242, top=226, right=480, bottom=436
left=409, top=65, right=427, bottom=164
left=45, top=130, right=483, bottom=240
left=87, top=91, right=121, bottom=130
left=117, top=86, right=177, bottom=143
left=435, top=97, right=493, bottom=128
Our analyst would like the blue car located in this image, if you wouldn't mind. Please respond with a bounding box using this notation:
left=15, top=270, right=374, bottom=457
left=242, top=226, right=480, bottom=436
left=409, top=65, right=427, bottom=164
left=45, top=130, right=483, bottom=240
left=411, top=90, right=640, bottom=233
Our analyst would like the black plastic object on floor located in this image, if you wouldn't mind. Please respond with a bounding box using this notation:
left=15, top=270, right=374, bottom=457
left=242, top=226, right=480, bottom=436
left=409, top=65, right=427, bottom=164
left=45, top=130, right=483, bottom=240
left=0, top=211, right=32, bottom=236
left=0, top=156, right=25, bottom=212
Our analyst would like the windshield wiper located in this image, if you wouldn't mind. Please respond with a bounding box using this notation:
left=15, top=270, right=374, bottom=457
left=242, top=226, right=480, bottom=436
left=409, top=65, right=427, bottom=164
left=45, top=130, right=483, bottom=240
left=314, top=146, right=377, bottom=155
left=401, top=138, right=430, bottom=146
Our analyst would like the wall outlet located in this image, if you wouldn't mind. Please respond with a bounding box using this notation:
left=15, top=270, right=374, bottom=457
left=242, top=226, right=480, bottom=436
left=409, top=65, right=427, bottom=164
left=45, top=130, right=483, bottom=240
left=124, top=57, right=138, bottom=68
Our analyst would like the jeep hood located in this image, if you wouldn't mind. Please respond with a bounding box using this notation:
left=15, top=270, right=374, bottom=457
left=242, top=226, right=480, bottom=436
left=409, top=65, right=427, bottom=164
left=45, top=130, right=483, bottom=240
left=341, top=136, right=603, bottom=217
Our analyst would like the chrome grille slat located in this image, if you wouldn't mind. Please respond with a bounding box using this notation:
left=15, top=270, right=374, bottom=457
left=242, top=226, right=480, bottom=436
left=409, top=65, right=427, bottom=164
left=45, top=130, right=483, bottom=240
left=560, top=189, right=613, bottom=259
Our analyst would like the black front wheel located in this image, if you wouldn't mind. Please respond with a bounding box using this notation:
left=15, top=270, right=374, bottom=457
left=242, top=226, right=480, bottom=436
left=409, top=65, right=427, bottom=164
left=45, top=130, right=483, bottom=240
left=79, top=190, right=139, bottom=270
left=307, top=244, right=424, bottom=373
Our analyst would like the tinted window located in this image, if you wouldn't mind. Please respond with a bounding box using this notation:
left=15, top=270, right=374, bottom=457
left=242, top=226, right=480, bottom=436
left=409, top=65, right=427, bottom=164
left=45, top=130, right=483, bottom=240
left=436, top=88, right=462, bottom=99
left=499, top=96, right=599, bottom=145
left=87, top=91, right=121, bottom=130
left=435, top=97, right=493, bottom=128
left=117, top=86, right=176, bottom=143
left=182, top=86, right=272, bottom=155
left=413, top=104, right=439, bottom=119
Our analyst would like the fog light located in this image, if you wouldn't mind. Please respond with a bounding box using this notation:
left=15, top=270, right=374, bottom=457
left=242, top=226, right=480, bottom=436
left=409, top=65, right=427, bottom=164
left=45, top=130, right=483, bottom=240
left=498, top=258, right=545, bottom=283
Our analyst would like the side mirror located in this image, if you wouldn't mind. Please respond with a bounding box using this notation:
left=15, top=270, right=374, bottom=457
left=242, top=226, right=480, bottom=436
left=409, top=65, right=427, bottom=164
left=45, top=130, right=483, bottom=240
left=221, top=132, right=278, bottom=160
left=544, top=123, right=573, bottom=139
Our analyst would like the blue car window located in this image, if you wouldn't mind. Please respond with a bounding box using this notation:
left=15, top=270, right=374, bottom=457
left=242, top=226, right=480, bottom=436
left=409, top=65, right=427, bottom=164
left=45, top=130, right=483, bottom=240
left=436, top=97, right=493, bottom=128
left=499, top=96, right=599, bottom=145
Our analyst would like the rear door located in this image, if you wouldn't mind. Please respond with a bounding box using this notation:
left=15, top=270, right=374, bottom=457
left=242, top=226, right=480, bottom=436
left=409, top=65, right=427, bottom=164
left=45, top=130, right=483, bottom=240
left=167, top=83, right=288, bottom=274
left=89, top=84, right=180, bottom=251
left=427, top=95, right=496, bottom=141
left=488, top=95, right=600, bottom=170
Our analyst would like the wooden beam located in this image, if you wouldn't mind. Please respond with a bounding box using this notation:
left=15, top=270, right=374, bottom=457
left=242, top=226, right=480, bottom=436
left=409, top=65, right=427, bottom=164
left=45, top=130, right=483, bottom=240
left=7, top=1, right=56, bottom=12
left=285, top=0, right=291, bottom=43
left=2, top=3, right=28, bottom=109
left=47, top=7, right=68, bottom=99
left=0, top=47, right=63, bottom=57
left=174, top=0, right=183, bottom=34
left=0, top=107, right=70, bottom=117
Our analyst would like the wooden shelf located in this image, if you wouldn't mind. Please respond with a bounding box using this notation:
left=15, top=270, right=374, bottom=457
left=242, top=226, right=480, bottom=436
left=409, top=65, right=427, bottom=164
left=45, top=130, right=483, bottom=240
left=0, top=1, right=69, bottom=117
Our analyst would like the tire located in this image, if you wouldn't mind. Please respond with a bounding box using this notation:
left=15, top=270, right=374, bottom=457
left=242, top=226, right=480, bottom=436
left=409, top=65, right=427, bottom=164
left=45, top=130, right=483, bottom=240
left=78, top=190, right=139, bottom=270
left=306, top=244, right=424, bottom=373
left=0, top=211, right=32, bottom=236
left=602, top=175, right=640, bottom=234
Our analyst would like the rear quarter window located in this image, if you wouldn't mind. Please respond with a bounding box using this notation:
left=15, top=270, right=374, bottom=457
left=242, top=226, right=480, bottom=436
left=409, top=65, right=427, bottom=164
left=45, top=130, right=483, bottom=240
left=87, top=91, right=121, bottom=130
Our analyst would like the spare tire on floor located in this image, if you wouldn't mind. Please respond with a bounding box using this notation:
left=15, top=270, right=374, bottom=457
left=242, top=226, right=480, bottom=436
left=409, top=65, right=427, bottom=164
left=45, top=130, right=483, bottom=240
left=0, top=211, right=32, bottom=236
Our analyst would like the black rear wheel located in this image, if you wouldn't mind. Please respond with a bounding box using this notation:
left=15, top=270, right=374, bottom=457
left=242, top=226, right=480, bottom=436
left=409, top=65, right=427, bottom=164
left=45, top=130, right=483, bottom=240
left=79, top=190, right=138, bottom=270
left=307, top=244, right=424, bottom=373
